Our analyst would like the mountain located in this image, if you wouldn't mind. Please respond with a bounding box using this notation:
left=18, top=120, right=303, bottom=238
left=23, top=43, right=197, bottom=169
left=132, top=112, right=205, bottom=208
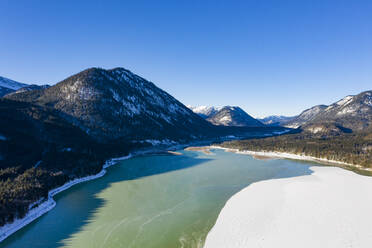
left=206, top=106, right=264, bottom=127
left=284, top=90, right=372, bottom=133
left=0, top=76, right=28, bottom=97
left=308, top=91, right=372, bottom=131
left=6, top=67, right=216, bottom=143
left=284, top=105, right=328, bottom=128
left=187, top=105, right=220, bottom=118
left=259, top=115, right=294, bottom=126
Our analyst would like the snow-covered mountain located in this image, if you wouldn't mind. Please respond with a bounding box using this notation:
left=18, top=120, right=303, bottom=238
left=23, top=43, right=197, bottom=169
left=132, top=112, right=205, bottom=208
left=0, top=76, right=28, bottom=97
left=6, top=67, right=216, bottom=143
left=284, top=90, right=372, bottom=132
left=284, top=105, right=328, bottom=128
left=187, top=105, right=220, bottom=118
left=206, top=106, right=264, bottom=127
left=309, top=91, right=372, bottom=131
left=259, top=115, right=294, bottom=126
left=321, top=92, right=372, bottom=119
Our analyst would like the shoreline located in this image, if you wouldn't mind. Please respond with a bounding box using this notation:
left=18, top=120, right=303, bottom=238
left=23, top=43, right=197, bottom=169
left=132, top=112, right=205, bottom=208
left=0, top=154, right=132, bottom=243
left=210, top=145, right=372, bottom=172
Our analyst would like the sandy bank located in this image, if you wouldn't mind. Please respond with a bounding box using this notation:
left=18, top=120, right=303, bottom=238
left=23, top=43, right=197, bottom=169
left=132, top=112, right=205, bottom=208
left=184, top=146, right=213, bottom=155
left=167, top=151, right=183, bottom=155
left=204, top=166, right=372, bottom=248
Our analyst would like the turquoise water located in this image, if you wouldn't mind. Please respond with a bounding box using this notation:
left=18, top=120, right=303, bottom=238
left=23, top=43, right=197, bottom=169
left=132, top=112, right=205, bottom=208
left=1, top=149, right=313, bottom=248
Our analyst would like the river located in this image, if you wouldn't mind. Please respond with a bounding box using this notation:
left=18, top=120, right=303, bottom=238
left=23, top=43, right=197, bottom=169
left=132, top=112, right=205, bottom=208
left=1, top=149, right=314, bottom=248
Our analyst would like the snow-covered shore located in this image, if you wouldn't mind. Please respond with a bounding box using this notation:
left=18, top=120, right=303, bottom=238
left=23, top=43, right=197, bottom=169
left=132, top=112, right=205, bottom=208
left=211, top=146, right=371, bottom=171
left=0, top=155, right=131, bottom=242
left=204, top=166, right=372, bottom=248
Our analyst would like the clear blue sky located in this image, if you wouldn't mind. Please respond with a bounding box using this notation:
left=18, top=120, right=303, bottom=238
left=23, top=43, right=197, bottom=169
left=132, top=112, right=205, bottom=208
left=1, top=0, right=371, bottom=117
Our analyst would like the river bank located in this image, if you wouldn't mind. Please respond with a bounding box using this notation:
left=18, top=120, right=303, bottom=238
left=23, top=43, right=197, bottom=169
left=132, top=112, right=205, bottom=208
left=0, top=155, right=132, bottom=242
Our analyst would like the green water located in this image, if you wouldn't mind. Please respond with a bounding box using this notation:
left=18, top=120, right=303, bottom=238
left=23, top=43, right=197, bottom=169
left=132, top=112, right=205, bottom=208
left=1, top=149, right=313, bottom=248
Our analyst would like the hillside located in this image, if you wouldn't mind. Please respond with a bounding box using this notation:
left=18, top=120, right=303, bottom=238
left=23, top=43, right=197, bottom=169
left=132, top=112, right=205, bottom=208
left=0, top=98, right=113, bottom=226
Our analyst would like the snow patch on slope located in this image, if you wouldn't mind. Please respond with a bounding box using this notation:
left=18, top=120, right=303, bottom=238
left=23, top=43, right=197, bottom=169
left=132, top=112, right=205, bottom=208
left=336, top=95, right=353, bottom=106
left=0, top=76, right=27, bottom=90
left=187, top=105, right=220, bottom=118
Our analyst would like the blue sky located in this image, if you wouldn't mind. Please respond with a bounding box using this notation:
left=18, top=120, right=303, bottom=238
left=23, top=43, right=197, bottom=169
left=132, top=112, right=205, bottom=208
left=1, top=0, right=371, bottom=117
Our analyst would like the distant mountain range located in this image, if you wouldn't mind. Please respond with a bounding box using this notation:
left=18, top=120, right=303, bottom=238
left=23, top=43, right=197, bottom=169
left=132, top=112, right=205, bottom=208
left=283, top=105, right=328, bottom=128
left=0, top=76, right=50, bottom=97
left=283, top=91, right=372, bottom=134
left=188, top=105, right=264, bottom=127
left=187, top=105, right=220, bottom=119
left=257, top=91, right=372, bottom=134
left=8, top=84, right=50, bottom=95
left=258, top=115, right=294, bottom=126
left=190, top=90, right=372, bottom=131
left=220, top=91, right=372, bottom=169
left=0, top=76, right=28, bottom=97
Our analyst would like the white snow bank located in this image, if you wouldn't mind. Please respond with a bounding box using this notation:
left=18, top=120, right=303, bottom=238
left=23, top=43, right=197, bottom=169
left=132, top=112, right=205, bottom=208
left=0, top=154, right=131, bottom=242
left=211, top=146, right=371, bottom=171
left=204, top=166, right=372, bottom=248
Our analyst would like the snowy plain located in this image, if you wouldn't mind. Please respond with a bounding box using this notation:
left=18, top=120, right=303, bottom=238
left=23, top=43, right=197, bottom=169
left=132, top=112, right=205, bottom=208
left=204, top=166, right=372, bottom=248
